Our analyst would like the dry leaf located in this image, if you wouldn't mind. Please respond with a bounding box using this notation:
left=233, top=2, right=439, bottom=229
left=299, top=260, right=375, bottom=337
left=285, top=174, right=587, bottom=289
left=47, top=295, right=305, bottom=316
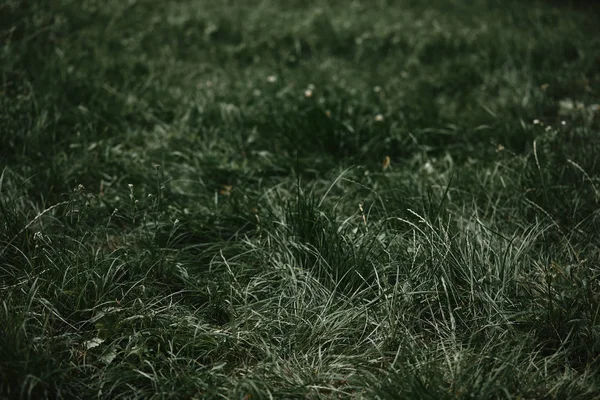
left=219, top=185, right=233, bottom=196
left=382, top=156, right=391, bottom=170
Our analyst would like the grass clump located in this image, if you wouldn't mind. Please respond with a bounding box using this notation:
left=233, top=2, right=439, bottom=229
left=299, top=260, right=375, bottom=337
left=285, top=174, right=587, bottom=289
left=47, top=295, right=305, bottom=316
left=2, top=0, right=600, bottom=398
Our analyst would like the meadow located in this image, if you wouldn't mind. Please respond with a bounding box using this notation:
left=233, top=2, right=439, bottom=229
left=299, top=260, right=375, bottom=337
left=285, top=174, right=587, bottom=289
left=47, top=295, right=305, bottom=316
left=1, top=0, right=600, bottom=398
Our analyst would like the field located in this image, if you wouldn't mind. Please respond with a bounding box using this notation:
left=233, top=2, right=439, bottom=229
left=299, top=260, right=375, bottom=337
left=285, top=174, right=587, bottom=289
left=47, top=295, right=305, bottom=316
left=2, top=0, right=600, bottom=398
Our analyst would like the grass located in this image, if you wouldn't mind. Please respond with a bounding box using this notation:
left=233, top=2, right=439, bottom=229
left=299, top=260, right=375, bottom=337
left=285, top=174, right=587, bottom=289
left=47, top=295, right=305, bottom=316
left=1, top=0, right=600, bottom=398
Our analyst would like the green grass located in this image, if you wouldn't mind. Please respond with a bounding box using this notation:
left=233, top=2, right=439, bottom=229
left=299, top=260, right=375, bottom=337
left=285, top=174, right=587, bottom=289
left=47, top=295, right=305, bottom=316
left=1, top=0, right=600, bottom=398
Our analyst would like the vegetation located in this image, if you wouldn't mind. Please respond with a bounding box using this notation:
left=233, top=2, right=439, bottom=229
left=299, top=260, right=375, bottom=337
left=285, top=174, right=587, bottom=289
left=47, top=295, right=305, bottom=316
left=1, top=0, right=600, bottom=398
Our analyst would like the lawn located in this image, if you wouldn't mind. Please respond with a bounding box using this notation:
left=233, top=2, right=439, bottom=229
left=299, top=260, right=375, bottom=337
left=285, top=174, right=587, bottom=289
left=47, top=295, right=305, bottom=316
left=1, top=0, right=600, bottom=398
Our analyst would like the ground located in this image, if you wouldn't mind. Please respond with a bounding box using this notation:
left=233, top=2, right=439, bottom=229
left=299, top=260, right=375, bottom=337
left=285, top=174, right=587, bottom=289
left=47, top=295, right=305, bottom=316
left=1, top=0, right=600, bottom=398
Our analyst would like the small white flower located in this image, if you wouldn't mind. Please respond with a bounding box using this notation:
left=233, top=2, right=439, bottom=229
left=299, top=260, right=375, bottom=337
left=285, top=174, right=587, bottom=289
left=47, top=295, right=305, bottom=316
left=304, top=89, right=313, bottom=98
left=561, top=120, right=566, bottom=126
left=423, top=161, right=434, bottom=174
left=545, top=126, right=552, bottom=132
left=533, top=119, right=540, bottom=125
left=267, top=75, right=277, bottom=83
left=375, top=114, right=384, bottom=122
left=373, top=86, right=381, bottom=93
